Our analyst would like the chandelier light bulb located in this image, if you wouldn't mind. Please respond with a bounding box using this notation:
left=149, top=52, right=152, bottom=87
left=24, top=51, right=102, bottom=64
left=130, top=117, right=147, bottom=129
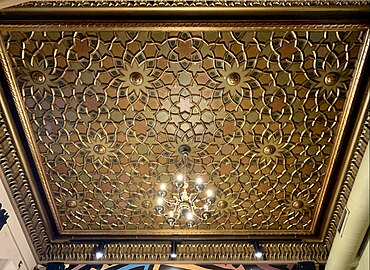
left=186, top=212, right=193, bottom=220
left=206, top=189, right=213, bottom=197
left=176, top=174, right=184, bottom=181
left=196, top=177, right=203, bottom=184
left=157, top=197, right=164, bottom=205
left=169, top=211, right=174, bottom=217
left=160, top=183, right=166, bottom=190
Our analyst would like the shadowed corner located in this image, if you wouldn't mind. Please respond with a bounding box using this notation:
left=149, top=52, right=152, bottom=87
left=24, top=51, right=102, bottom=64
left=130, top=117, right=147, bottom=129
left=0, top=202, right=9, bottom=231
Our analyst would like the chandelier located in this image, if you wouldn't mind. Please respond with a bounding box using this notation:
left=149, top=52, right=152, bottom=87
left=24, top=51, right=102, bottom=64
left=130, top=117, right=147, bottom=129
left=154, top=145, right=215, bottom=227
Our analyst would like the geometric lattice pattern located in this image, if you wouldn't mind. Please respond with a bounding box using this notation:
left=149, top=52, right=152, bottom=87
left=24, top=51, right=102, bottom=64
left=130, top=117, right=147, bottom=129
left=3, top=30, right=365, bottom=234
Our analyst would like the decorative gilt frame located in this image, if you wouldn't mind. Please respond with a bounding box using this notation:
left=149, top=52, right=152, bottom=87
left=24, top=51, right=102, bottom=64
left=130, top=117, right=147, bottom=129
left=0, top=10, right=369, bottom=263
left=1, top=0, right=370, bottom=23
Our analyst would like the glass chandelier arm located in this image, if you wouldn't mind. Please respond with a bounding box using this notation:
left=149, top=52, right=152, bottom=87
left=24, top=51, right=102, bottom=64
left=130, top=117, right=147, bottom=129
left=155, top=196, right=174, bottom=208
left=191, top=204, right=207, bottom=211
left=162, top=198, right=177, bottom=207
left=190, top=191, right=201, bottom=202
left=190, top=211, right=202, bottom=220
left=177, top=186, right=182, bottom=199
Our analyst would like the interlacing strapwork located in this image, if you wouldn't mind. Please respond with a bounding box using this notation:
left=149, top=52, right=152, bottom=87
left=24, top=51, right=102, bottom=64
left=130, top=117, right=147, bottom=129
left=4, top=30, right=364, bottom=232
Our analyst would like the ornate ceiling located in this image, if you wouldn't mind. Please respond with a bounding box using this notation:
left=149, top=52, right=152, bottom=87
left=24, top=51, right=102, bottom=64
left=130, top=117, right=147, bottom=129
left=0, top=0, right=369, bottom=264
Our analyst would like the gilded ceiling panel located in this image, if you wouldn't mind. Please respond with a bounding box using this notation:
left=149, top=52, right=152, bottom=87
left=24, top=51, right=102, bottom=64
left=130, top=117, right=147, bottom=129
left=2, top=29, right=366, bottom=237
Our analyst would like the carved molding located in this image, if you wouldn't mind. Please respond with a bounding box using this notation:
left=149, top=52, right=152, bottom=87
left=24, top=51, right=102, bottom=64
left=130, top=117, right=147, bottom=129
left=0, top=107, right=50, bottom=257
left=45, top=242, right=329, bottom=262
left=324, top=31, right=370, bottom=247
left=0, top=23, right=368, bottom=32
left=325, top=111, right=370, bottom=247
left=15, top=0, right=370, bottom=8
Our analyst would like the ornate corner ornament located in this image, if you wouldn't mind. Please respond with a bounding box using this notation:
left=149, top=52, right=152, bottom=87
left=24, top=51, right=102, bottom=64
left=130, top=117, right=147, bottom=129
left=0, top=22, right=368, bottom=263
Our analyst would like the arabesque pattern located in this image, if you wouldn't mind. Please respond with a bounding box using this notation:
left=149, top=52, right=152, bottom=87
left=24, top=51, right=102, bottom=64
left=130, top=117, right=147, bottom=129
left=3, top=30, right=365, bottom=234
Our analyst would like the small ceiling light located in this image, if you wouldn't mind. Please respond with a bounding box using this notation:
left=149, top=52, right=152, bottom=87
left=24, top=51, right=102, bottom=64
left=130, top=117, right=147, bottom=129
left=95, top=243, right=105, bottom=260
left=170, top=241, right=177, bottom=259
left=255, top=250, right=263, bottom=259
left=253, top=241, right=263, bottom=259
